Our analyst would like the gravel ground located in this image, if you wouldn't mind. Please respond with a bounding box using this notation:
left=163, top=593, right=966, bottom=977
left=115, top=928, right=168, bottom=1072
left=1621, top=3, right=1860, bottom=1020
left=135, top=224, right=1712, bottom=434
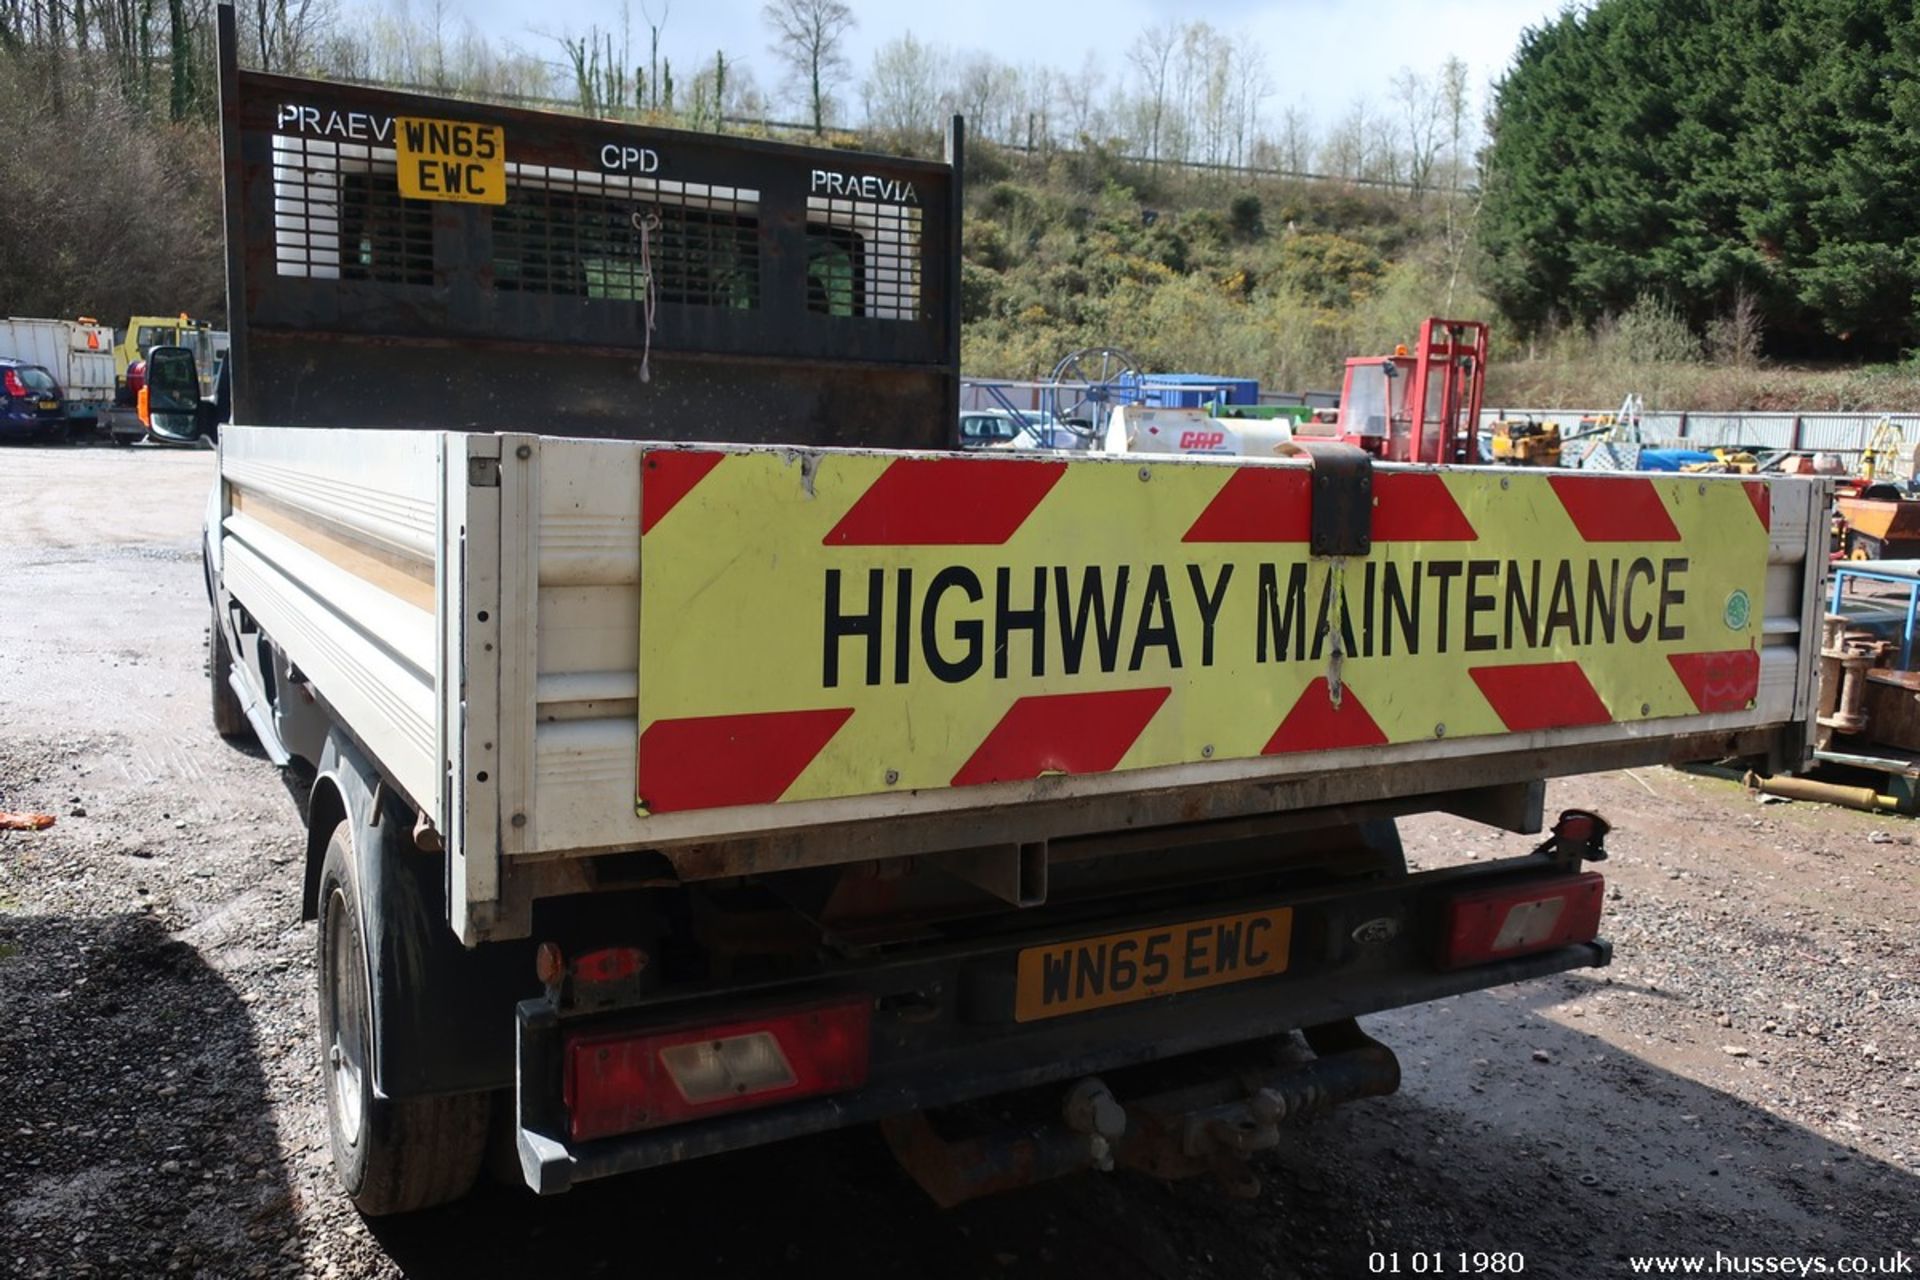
left=1, top=444, right=1916, bottom=1279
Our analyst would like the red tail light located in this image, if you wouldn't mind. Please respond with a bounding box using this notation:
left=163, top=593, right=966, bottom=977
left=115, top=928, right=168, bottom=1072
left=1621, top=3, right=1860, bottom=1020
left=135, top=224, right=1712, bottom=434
left=562, top=996, right=871, bottom=1143
left=2, top=370, right=25, bottom=398
left=1440, top=872, right=1604, bottom=970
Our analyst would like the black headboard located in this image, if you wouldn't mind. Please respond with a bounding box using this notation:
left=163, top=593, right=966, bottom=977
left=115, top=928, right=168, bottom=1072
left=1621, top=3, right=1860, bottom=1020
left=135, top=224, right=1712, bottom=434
left=216, top=4, right=961, bottom=446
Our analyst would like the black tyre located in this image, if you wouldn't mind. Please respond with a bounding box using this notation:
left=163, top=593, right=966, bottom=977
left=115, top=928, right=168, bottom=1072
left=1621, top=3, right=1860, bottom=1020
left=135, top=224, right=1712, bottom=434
left=316, top=824, right=490, bottom=1215
left=208, top=611, right=251, bottom=741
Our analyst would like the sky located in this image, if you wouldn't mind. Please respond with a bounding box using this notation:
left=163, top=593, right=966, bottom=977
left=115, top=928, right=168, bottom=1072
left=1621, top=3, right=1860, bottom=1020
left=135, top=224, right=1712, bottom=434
left=427, top=0, right=1563, bottom=126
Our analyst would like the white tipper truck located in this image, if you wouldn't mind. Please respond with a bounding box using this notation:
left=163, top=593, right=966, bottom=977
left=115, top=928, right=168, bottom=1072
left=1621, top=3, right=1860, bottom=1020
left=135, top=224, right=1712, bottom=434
left=190, top=6, right=1830, bottom=1216
left=0, top=315, right=116, bottom=432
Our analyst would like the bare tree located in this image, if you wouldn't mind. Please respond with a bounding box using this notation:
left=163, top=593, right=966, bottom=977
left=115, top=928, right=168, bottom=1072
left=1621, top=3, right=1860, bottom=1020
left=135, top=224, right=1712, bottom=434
left=1320, top=99, right=1371, bottom=181
left=1439, top=54, right=1470, bottom=187
left=761, top=0, right=852, bottom=134
left=551, top=24, right=633, bottom=118
left=636, top=0, right=669, bottom=112
left=1059, top=49, right=1103, bottom=142
left=1391, top=64, right=1445, bottom=194
left=862, top=31, right=939, bottom=140
left=247, top=0, right=331, bottom=73
left=1229, top=38, right=1269, bottom=167
left=951, top=53, right=1021, bottom=144
left=1011, top=62, right=1053, bottom=153
left=1125, top=23, right=1175, bottom=167
left=1439, top=56, right=1478, bottom=310
left=1276, top=100, right=1312, bottom=175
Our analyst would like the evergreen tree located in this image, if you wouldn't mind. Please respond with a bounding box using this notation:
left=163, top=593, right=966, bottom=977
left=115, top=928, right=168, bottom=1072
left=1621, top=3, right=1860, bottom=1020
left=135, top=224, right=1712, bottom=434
left=1481, top=0, right=1920, bottom=356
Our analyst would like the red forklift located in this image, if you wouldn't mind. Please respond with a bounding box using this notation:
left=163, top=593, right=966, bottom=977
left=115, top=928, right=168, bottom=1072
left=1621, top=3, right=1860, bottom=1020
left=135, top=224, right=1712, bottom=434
left=1323, top=317, right=1489, bottom=464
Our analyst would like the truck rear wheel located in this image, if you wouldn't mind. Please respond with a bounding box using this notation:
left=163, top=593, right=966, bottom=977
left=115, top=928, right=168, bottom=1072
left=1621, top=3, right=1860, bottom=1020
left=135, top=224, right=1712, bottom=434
left=316, top=823, right=489, bottom=1215
left=208, top=611, right=251, bottom=741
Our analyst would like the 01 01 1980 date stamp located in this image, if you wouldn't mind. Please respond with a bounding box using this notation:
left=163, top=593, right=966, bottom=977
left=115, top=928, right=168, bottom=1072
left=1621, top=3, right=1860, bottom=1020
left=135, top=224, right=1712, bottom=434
left=1370, top=1253, right=1527, bottom=1275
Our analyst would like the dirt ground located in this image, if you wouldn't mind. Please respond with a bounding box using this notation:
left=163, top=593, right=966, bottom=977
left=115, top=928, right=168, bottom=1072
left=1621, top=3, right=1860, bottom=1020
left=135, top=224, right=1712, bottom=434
left=2, top=443, right=1917, bottom=1280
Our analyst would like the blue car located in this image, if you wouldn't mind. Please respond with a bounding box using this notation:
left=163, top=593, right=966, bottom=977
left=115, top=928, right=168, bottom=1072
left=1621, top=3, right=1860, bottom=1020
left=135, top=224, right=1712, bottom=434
left=0, top=357, right=66, bottom=442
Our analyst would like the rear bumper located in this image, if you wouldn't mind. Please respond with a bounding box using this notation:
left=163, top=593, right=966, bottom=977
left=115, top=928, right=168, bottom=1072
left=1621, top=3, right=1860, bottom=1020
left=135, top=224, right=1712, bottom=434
left=513, top=855, right=1610, bottom=1194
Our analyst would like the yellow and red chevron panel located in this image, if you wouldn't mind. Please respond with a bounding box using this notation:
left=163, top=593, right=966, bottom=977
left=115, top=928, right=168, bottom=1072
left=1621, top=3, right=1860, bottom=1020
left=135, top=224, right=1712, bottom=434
left=634, top=450, right=1772, bottom=816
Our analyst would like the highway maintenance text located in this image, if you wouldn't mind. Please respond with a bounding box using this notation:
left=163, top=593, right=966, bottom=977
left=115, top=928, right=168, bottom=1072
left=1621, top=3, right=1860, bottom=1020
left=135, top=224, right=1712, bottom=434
left=821, top=556, right=1692, bottom=687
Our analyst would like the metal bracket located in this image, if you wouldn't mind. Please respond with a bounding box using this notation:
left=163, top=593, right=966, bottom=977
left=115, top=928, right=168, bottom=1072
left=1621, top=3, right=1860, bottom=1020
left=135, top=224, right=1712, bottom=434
left=929, top=841, right=1048, bottom=907
left=1289, top=440, right=1373, bottom=557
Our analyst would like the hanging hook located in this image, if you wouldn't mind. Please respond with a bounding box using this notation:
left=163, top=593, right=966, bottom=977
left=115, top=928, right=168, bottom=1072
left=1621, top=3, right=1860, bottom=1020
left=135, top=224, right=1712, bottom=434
left=631, top=207, right=661, bottom=384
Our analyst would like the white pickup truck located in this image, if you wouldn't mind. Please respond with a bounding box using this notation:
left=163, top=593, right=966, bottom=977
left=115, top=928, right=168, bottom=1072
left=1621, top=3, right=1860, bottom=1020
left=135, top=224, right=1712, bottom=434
left=196, top=11, right=1831, bottom=1216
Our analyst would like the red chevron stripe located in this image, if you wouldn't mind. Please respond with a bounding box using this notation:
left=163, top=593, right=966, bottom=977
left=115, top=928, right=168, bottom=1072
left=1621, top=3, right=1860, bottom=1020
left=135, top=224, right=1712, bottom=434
left=641, top=450, right=725, bottom=534
left=1372, top=471, right=1478, bottom=541
left=1743, top=480, right=1771, bottom=532
left=1469, top=661, right=1613, bottom=731
left=1668, top=648, right=1760, bottom=713
left=1263, top=678, right=1388, bottom=754
left=950, top=688, right=1171, bottom=787
left=1182, top=466, right=1475, bottom=544
left=1181, top=467, right=1312, bottom=542
left=1548, top=475, right=1680, bottom=542
left=638, top=708, right=853, bottom=812
left=824, top=457, right=1066, bottom=546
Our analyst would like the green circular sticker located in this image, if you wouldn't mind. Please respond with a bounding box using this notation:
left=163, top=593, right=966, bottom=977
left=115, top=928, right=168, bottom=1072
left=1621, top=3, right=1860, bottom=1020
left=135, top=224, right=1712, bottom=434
left=1724, top=589, right=1751, bottom=631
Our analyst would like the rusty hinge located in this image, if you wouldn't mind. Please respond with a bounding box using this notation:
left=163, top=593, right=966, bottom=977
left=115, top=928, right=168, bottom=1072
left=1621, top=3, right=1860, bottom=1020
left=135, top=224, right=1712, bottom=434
left=1289, top=440, right=1373, bottom=557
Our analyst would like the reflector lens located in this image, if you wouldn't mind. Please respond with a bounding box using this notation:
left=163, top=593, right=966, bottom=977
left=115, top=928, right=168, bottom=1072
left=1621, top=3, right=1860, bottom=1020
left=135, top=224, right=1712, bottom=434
left=562, top=996, right=871, bottom=1143
left=1441, top=872, right=1603, bottom=970
left=1491, top=897, right=1569, bottom=950
left=660, top=1032, right=796, bottom=1104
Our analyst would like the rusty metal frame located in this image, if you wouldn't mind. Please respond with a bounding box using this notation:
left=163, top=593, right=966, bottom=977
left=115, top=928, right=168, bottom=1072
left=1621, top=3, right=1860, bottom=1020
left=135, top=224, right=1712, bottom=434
left=215, top=13, right=960, bottom=446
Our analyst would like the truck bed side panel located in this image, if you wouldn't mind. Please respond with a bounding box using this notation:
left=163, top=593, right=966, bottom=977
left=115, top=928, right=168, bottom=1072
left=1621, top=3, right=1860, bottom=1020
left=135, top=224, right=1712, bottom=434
left=220, top=426, right=442, bottom=818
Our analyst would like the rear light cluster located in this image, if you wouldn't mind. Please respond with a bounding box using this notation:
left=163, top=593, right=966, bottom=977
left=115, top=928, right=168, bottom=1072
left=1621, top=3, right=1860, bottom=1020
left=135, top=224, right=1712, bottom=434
left=2, top=370, right=25, bottom=398
left=563, top=996, right=871, bottom=1143
left=1440, top=872, right=1604, bottom=970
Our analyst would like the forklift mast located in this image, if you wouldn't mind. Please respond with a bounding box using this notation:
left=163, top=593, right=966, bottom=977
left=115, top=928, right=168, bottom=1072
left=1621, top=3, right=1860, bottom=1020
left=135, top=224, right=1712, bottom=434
left=1334, top=317, right=1488, bottom=463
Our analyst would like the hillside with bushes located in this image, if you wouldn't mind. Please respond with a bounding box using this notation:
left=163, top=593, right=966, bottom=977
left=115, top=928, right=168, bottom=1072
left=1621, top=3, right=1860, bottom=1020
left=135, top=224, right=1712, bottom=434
left=956, top=146, right=1487, bottom=396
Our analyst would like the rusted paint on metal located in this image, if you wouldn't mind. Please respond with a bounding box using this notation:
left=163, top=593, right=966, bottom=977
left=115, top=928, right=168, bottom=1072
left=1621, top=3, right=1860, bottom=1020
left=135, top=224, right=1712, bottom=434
left=879, top=1111, right=1101, bottom=1209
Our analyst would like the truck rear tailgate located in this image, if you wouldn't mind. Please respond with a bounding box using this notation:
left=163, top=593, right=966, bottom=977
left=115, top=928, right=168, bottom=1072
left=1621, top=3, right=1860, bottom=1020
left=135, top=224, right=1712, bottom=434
left=217, top=429, right=1827, bottom=939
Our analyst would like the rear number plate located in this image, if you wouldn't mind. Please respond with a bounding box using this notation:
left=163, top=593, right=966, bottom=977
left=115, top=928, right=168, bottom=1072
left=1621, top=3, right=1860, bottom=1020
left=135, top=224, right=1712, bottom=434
left=394, top=115, right=506, bottom=205
left=1014, top=907, right=1293, bottom=1022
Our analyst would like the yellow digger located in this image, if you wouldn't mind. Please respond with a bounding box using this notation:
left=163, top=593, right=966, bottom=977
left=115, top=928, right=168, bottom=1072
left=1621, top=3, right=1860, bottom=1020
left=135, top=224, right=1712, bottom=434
left=1487, top=416, right=1563, bottom=466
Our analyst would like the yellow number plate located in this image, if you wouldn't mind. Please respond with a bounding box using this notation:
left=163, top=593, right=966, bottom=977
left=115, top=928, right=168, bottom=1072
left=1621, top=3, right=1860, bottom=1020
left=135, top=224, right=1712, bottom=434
left=1014, top=907, right=1292, bottom=1023
left=394, top=116, right=506, bottom=205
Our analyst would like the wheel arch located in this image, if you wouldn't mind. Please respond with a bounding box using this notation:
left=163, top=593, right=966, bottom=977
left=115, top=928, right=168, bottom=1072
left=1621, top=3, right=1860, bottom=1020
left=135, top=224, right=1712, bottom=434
left=303, top=771, right=350, bottom=922
left=308, top=731, right=538, bottom=1100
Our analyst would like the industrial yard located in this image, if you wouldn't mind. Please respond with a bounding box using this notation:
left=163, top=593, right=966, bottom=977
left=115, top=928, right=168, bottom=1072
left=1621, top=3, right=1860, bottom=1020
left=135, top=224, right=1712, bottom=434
left=12, top=0, right=1920, bottom=1270
left=1, top=445, right=1915, bottom=1278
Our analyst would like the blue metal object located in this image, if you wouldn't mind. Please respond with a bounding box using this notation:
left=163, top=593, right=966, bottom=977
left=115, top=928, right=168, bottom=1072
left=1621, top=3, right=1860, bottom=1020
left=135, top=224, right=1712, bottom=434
left=1115, top=373, right=1260, bottom=409
left=1829, top=564, right=1920, bottom=671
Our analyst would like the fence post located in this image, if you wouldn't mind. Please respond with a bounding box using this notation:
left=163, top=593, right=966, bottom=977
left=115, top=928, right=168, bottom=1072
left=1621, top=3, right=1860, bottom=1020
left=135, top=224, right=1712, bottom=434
left=1791, top=414, right=1803, bottom=451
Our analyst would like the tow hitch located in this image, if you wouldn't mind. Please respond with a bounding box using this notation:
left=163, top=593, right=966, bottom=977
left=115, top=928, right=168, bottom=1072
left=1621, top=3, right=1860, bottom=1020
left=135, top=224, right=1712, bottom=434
left=880, top=1019, right=1400, bottom=1206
